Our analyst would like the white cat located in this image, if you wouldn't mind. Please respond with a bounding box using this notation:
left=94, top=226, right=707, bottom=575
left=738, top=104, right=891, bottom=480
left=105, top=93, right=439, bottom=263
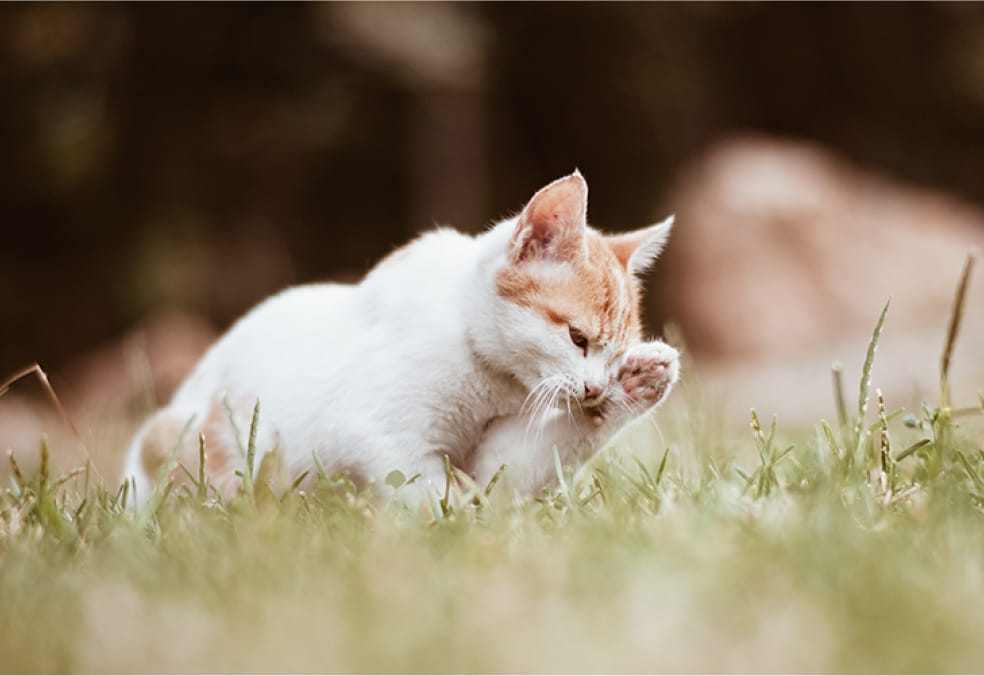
left=123, top=171, right=679, bottom=504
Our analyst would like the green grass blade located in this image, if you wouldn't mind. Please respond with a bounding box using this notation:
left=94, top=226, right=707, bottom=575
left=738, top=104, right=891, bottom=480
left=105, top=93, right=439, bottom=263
left=654, top=448, right=670, bottom=487
left=857, top=299, right=891, bottom=436
left=243, top=399, right=261, bottom=497
left=553, top=446, right=575, bottom=507
left=141, top=415, right=196, bottom=524
left=289, top=470, right=310, bottom=493
left=484, top=464, right=508, bottom=498
left=222, top=394, right=247, bottom=457
left=894, top=438, right=930, bottom=462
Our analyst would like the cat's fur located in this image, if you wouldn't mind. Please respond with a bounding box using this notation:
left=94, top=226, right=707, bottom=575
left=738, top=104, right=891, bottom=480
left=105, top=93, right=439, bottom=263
left=123, top=172, right=679, bottom=504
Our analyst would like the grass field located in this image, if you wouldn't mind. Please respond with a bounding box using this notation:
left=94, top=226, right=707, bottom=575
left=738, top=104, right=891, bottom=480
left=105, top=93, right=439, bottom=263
left=2, top=264, right=983, bottom=673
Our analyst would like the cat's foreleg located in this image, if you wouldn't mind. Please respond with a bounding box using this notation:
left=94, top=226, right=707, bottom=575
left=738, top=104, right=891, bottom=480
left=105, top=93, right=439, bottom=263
left=471, top=409, right=598, bottom=497
left=383, top=450, right=456, bottom=508
left=473, top=340, right=680, bottom=497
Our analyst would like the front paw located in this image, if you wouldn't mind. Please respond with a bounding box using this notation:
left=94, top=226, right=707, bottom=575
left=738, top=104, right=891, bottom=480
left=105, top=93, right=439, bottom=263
left=618, top=341, right=680, bottom=407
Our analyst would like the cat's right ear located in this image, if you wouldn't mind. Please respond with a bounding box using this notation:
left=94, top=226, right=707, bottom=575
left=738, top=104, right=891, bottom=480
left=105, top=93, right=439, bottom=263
left=510, top=172, right=588, bottom=264
left=607, top=215, right=674, bottom=276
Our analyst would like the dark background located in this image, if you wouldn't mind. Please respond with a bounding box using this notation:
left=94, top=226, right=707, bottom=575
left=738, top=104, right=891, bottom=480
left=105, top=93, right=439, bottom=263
left=3, top=2, right=984, bottom=377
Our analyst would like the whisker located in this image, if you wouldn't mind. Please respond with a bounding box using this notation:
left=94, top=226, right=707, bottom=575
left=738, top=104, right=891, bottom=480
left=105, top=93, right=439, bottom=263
left=533, top=381, right=559, bottom=446
left=535, top=378, right=566, bottom=448
left=523, top=375, right=563, bottom=445
left=520, top=377, right=551, bottom=417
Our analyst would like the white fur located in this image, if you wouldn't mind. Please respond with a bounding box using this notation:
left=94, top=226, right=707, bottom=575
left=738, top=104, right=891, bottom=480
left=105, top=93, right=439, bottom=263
left=472, top=340, right=680, bottom=497
left=122, top=174, right=678, bottom=505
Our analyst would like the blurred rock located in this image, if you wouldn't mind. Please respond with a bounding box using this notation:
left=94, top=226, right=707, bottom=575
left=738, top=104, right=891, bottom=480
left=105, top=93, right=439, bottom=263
left=660, top=136, right=984, bottom=423
left=61, top=309, right=217, bottom=418
left=0, top=394, right=80, bottom=475
left=0, top=310, right=216, bottom=480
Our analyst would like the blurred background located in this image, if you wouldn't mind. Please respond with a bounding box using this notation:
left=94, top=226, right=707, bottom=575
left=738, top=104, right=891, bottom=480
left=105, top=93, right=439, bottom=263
left=2, top=3, right=984, bottom=472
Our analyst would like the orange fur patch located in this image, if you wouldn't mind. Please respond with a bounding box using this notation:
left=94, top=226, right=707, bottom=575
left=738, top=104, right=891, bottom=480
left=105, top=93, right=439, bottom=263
left=496, top=229, right=643, bottom=348
left=139, top=399, right=242, bottom=495
left=139, top=412, right=185, bottom=478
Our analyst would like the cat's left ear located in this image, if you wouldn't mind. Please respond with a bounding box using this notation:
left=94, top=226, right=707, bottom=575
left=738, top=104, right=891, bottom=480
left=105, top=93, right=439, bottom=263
left=607, top=215, right=674, bottom=276
left=510, top=171, right=588, bottom=263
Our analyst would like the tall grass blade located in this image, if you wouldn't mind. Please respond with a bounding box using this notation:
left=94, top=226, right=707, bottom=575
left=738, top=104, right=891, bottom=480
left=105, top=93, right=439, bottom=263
left=553, top=446, right=575, bottom=507
left=242, top=399, right=261, bottom=497
left=820, top=419, right=843, bottom=462
left=440, top=453, right=454, bottom=516
left=955, top=452, right=984, bottom=492
left=0, top=362, right=101, bottom=481
left=941, top=252, right=976, bottom=408
left=856, top=299, right=890, bottom=446
left=141, top=415, right=196, bottom=523
left=831, top=362, right=848, bottom=432
left=876, top=388, right=892, bottom=497
left=197, top=432, right=208, bottom=502
left=8, top=451, right=25, bottom=490
left=39, top=434, right=50, bottom=491
left=654, top=448, right=670, bottom=487
left=222, top=394, right=247, bottom=457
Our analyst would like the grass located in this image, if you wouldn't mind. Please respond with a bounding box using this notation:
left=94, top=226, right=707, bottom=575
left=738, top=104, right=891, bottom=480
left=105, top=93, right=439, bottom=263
left=2, top=257, right=983, bottom=673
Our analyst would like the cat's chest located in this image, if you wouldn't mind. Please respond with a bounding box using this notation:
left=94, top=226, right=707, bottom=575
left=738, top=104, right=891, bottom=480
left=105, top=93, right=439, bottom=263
left=423, top=369, right=525, bottom=460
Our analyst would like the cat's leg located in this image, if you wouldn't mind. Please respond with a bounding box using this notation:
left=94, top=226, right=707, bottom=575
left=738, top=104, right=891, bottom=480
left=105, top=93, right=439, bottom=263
left=362, top=448, right=453, bottom=508
left=472, top=410, right=598, bottom=497
left=122, top=405, right=240, bottom=505
left=472, top=339, right=679, bottom=497
left=122, top=394, right=278, bottom=506
left=403, top=453, right=450, bottom=505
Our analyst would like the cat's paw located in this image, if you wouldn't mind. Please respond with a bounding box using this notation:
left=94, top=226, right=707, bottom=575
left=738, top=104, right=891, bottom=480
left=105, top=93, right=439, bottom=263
left=618, top=340, right=680, bottom=407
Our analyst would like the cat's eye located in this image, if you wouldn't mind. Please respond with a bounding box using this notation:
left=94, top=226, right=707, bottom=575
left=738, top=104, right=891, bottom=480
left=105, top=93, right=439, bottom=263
left=568, top=326, right=589, bottom=356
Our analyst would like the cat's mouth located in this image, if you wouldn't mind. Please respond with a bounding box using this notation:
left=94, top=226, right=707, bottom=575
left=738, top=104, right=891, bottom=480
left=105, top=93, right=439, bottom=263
left=580, top=393, right=606, bottom=409
left=579, top=397, right=610, bottom=428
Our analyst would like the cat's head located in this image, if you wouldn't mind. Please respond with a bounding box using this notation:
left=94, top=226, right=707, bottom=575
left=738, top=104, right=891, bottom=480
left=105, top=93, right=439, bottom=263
left=485, top=171, right=673, bottom=411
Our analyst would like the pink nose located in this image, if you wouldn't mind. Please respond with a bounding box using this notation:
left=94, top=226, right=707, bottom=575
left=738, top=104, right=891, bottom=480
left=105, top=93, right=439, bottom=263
left=584, top=382, right=604, bottom=400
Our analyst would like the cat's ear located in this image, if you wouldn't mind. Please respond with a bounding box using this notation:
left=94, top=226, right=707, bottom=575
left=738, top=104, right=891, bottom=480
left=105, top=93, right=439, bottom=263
left=510, top=171, right=588, bottom=263
left=607, top=215, right=674, bottom=276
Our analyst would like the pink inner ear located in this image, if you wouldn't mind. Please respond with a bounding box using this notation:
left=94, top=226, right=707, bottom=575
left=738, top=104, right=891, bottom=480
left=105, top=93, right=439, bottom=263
left=605, top=217, right=673, bottom=274
left=513, top=174, right=587, bottom=262
left=608, top=231, right=646, bottom=270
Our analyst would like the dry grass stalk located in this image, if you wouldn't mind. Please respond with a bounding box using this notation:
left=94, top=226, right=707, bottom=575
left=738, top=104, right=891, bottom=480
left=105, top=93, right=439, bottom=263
left=0, top=362, right=101, bottom=481
left=940, top=251, right=977, bottom=408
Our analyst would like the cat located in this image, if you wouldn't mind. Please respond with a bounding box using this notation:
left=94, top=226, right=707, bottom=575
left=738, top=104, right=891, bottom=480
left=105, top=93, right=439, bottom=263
left=122, top=171, right=679, bottom=505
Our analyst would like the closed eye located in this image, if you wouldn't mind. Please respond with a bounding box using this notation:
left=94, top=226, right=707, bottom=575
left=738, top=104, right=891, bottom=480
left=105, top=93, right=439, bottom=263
left=568, top=326, right=589, bottom=356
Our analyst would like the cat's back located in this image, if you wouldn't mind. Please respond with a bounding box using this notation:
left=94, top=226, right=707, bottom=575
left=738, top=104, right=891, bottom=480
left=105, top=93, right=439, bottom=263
left=171, top=282, right=355, bottom=406
left=172, top=227, right=485, bottom=407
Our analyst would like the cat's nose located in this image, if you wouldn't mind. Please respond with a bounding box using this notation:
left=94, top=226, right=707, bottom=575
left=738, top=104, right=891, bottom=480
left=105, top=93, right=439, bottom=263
left=583, top=382, right=605, bottom=401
